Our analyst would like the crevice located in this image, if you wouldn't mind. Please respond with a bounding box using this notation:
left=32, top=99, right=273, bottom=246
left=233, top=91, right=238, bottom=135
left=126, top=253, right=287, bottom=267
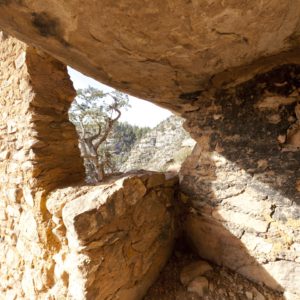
left=212, top=28, right=249, bottom=44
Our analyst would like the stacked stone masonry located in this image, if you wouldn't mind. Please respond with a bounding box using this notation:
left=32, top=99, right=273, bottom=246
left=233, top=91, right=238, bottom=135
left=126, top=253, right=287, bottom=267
left=0, top=33, right=85, bottom=299
left=0, top=34, right=178, bottom=299
left=1, top=2, right=300, bottom=297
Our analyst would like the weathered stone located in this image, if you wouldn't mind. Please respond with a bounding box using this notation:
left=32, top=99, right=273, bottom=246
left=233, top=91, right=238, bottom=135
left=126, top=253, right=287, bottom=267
left=122, top=116, right=193, bottom=172
left=181, top=64, right=300, bottom=298
left=180, top=260, right=212, bottom=286
left=0, top=34, right=84, bottom=299
left=2, top=1, right=300, bottom=114
left=46, top=171, right=177, bottom=300
left=187, top=276, right=209, bottom=297
left=1, top=2, right=300, bottom=298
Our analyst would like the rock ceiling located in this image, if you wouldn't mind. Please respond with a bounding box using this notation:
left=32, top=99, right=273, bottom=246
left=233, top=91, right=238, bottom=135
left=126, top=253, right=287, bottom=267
left=1, top=1, right=300, bottom=112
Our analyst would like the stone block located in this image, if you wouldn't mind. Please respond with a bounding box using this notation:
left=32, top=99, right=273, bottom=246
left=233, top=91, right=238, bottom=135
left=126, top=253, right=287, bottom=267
left=47, top=171, right=177, bottom=300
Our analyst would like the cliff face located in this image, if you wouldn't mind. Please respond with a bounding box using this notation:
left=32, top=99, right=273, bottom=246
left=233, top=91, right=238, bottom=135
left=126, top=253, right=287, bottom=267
left=121, top=116, right=195, bottom=172
left=181, top=65, right=300, bottom=299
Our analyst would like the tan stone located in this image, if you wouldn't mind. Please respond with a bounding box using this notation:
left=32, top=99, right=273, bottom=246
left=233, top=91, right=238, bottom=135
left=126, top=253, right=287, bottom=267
left=212, top=207, right=269, bottom=233
left=180, top=260, right=212, bottom=286
left=2, top=1, right=300, bottom=112
left=187, top=276, right=209, bottom=297
left=46, top=171, right=177, bottom=300
left=0, top=34, right=84, bottom=299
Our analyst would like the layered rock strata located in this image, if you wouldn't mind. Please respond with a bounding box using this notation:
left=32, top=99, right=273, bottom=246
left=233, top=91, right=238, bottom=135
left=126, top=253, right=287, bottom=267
left=1, top=2, right=300, bottom=298
left=122, top=116, right=195, bottom=172
left=181, top=64, right=300, bottom=299
left=0, top=33, right=84, bottom=299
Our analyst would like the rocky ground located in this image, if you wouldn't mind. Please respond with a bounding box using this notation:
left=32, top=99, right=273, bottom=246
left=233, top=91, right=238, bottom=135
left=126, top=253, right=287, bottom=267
left=145, top=242, right=284, bottom=300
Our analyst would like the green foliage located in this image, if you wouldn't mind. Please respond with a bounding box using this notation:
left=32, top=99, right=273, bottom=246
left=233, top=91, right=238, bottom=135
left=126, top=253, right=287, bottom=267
left=69, top=86, right=129, bottom=131
left=68, top=86, right=149, bottom=181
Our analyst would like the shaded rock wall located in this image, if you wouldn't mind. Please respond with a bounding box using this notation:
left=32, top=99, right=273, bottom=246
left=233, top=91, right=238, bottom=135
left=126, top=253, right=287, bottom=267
left=0, top=33, right=84, bottom=299
left=181, top=64, right=300, bottom=299
left=47, top=172, right=177, bottom=300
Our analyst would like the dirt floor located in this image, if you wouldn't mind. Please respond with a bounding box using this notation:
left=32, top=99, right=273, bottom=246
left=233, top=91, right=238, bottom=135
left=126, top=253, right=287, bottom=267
left=144, top=241, right=284, bottom=300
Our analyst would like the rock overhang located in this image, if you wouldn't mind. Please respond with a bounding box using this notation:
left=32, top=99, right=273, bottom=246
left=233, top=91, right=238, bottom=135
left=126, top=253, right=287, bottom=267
left=1, top=1, right=300, bottom=113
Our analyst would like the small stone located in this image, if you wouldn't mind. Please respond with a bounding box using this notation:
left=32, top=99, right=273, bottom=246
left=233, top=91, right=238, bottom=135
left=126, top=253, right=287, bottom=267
left=187, top=276, right=209, bottom=297
left=15, top=52, right=26, bottom=69
left=277, top=134, right=286, bottom=144
left=253, top=288, right=265, bottom=300
left=246, top=291, right=253, bottom=299
left=267, top=114, right=281, bottom=124
left=0, top=150, right=10, bottom=161
left=180, top=260, right=213, bottom=286
left=296, top=179, right=300, bottom=192
left=229, top=291, right=235, bottom=298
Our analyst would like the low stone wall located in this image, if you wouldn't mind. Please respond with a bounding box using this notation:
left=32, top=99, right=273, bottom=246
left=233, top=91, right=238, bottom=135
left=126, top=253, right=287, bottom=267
left=46, top=171, right=177, bottom=300
left=181, top=64, right=300, bottom=299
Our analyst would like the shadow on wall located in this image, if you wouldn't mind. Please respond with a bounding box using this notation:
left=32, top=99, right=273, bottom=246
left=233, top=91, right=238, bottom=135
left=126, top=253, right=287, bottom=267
left=181, top=64, right=300, bottom=299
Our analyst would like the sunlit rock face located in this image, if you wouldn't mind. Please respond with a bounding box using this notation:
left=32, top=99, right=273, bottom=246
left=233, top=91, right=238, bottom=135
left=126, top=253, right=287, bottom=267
left=47, top=171, right=177, bottom=300
left=0, top=33, right=84, bottom=299
left=181, top=65, right=300, bottom=299
left=1, top=1, right=300, bottom=112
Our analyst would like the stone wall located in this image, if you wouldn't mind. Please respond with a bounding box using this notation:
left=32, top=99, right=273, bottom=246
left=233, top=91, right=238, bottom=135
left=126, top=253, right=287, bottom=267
left=181, top=64, right=300, bottom=299
left=0, top=34, right=178, bottom=300
left=0, top=33, right=84, bottom=299
left=46, top=171, right=177, bottom=300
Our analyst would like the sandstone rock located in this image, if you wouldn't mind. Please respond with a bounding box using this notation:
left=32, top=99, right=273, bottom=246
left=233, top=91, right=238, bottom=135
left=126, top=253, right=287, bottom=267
left=180, top=260, right=212, bottom=286
left=0, top=34, right=84, bottom=299
left=1, top=3, right=300, bottom=298
left=284, top=291, right=300, bottom=300
left=252, top=288, right=265, bottom=300
left=2, top=1, right=300, bottom=113
left=47, top=171, right=177, bottom=300
left=246, top=291, right=253, bottom=299
left=187, top=276, right=209, bottom=297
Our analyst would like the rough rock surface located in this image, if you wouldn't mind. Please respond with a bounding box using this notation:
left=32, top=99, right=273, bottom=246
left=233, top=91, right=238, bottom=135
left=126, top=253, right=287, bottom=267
left=181, top=65, right=300, bottom=299
left=2, top=2, right=300, bottom=298
left=46, top=171, right=177, bottom=300
left=145, top=246, right=284, bottom=300
left=0, top=33, right=84, bottom=299
left=2, top=1, right=300, bottom=112
left=122, top=116, right=195, bottom=172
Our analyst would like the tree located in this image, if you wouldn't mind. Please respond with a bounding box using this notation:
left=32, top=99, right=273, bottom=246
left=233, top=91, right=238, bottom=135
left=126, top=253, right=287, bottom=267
left=69, top=86, right=129, bottom=183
